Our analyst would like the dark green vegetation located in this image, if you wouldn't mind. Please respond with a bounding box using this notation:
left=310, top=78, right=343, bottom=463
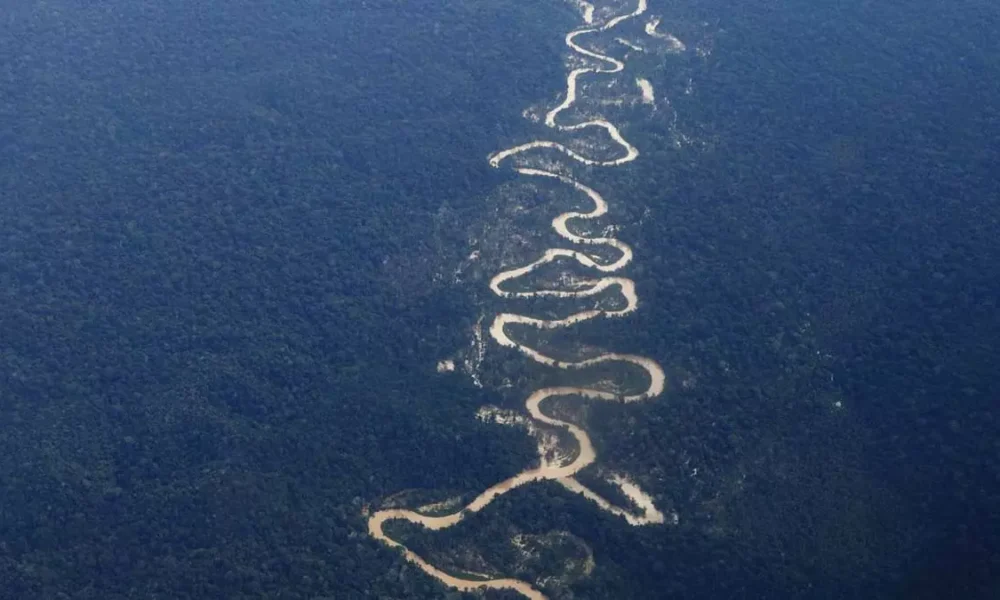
left=0, top=0, right=556, bottom=597
left=1, top=0, right=997, bottom=599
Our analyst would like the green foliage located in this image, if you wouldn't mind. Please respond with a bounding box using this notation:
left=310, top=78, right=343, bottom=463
left=0, top=0, right=998, bottom=599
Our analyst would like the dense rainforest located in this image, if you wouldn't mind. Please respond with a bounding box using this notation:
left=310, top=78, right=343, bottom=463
left=0, top=0, right=997, bottom=599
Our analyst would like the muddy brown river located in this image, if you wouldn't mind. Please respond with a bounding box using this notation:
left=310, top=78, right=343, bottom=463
left=368, top=1, right=683, bottom=596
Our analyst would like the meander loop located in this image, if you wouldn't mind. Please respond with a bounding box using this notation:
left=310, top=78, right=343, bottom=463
left=367, top=2, right=667, bottom=597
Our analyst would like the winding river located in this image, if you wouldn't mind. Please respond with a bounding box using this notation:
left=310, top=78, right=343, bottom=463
left=368, top=1, right=675, bottom=597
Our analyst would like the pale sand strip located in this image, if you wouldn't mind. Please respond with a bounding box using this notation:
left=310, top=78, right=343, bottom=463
left=645, top=17, right=687, bottom=52
left=637, top=77, right=655, bottom=104
left=616, top=37, right=645, bottom=52
left=567, top=0, right=596, bottom=25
